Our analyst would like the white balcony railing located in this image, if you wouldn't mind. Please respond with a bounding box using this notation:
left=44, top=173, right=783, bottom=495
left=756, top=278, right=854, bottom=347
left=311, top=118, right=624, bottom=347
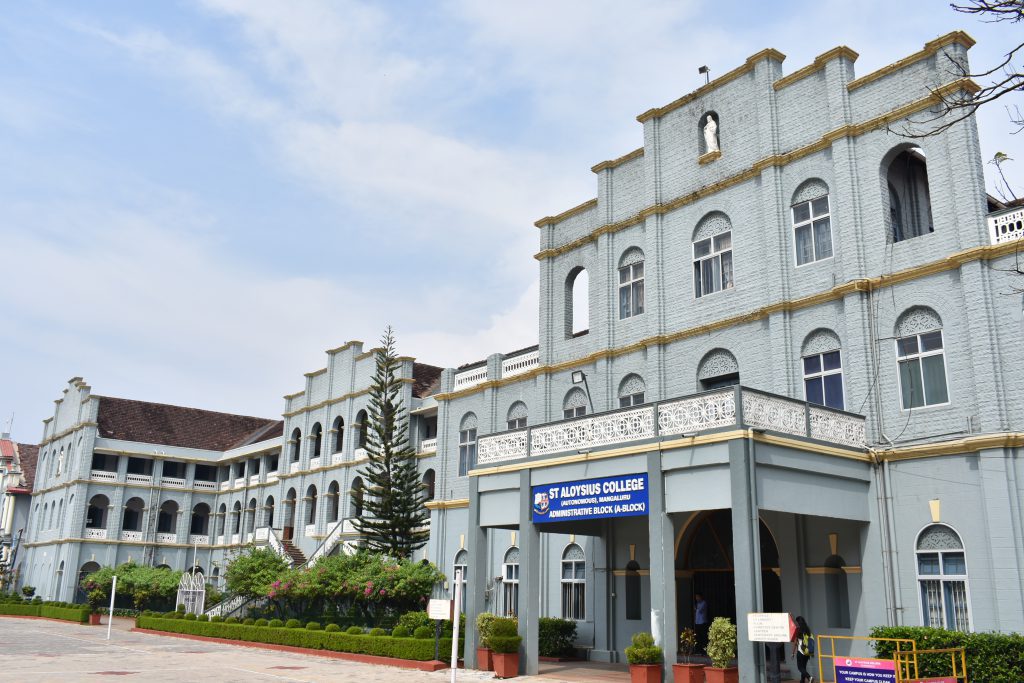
left=501, top=349, right=539, bottom=379
left=989, top=207, right=1024, bottom=244
left=121, top=530, right=143, bottom=542
left=531, top=406, right=656, bottom=458
left=332, top=454, right=345, bottom=466
left=216, top=535, right=226, bottom=545
left=90, top=470, right=118, bottom=482
left=353, top=448, right=368, bottom=460
left=289, top=462, right=301, bottom=474
left=309, top=457, right=322, bottom=470
left=156, top=532, right=177, bottom=544
left=125, top=473, right=152, bottom=485
left=234, top=477, right=246, bottom=488
left=249, top=474, right=260, bottom=486
left=266, top=472, right=279, bottom=483
left=418, top=437, right=437, bottom=454
left=161, top=476, right=186, bottom=488
left=304, top=524, right=317, bottom=537
left=194, top=480, right=217, bottom=491
left=454, top=365, right=488, bottom=390
left=189, top=534, right=210, bottom=545
left=84, top=528, right=107, bottom=540
left=231, top=534, right=240, bottom=544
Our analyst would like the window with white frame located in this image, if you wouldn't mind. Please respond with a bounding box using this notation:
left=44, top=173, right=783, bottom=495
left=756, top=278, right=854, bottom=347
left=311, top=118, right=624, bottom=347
left=618, top=248, right=645, bottom=320
left=897, top=330, right=949, bottom=409
left=458, top=414, right=477, bottom=477
left=507, top=402, right=528, bottom=430
left=693, top=232, right=733, bottom=298
left=563, top=388, right=587, bottom=419
left=561, top=544, right=586, bottom=620
left=793, top=194, right=833, bottom=266
left=916, top=524, right=971, bottom=631
left=803, top=350, right=844, bottom=410
left=502, top=546, right=520, bottom=617
left=453, top=549, right=468, bottom=613
left=618, top=374, right=646, bottom=408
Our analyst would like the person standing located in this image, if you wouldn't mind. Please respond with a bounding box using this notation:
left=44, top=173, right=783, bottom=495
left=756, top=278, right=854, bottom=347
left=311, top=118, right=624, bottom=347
left=694, top=592, right=709, bottom=654
left=790, top=615, right=814, bottom=683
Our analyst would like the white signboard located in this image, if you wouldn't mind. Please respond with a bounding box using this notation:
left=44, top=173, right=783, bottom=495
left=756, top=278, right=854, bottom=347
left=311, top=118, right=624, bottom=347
left=428, top=598, right=452, bottom=621
left=747, top=612, right=795, bottom=643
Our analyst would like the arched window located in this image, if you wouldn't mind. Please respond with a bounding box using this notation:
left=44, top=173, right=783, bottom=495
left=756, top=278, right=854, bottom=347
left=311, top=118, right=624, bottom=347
left=157, top=500, right=178, bottom=535
left=618, top=374, right=646, bottom=408
left=327, top=481, right=340, bottom=523
left=284, top=488, right=297, bottom=539
left=122, top=497, right=145, bottom=532
left=190, top=503, right=210, bottom=535
left=422, top=469, right=436, bottom=501
left=561, top=543, right=586, bottom=620
left=59, top=496, right=69, bottom=528
left=311, top=423, right=323, bottom=459
left=895, top=307, right=949, bottom=409
left=792, top=179, right=833, bottom=266
left=458, top=413, right=477, bottom=477
left=563, top=388, right=588, bottom=419
left=332, top=416, right=344, bottom=453
left=216, top=503, right=227, bottom=537
left=350, top=477, right=364, bottom=518
left=506, top=402, right=528, bottom=430
left=693, top=212, right=733, bottom=298
left=885, top=146, right=933, bottom=242
left=565, top=267, right=589, bottom=338
left=825, top=554, right=851, bottom=628
left=502, top=546, right=520, bottom=617
left=618, top=248, right=645, bottom=320
left=290, top=428, right=302, bottom=463
left=232, top=501, right=242, bottom=535
left=306, top=485, right=317, bottom=526
left=453, top=549, right=468, bottom=612
left=802, top=329, right=844, bottom=410
left=355, top=410, right=369, bottom=450
left=42, top=503, right=49, bottom=530
left=263, top=496, right=275, bottom=528
left=697, top=348, right=739, bottom=391
left=245, top=498, right=257, bottom=535
left=916, top=524, right=971, bottom=630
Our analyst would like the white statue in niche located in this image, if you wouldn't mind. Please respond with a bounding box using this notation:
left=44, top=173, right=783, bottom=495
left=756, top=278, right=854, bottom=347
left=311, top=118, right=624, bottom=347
left=703, top=114, right=719, bottom=154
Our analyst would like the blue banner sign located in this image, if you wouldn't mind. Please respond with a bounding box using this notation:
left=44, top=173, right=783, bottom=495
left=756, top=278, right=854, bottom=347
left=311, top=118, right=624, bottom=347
left=532, top=473, right=649, bottom=523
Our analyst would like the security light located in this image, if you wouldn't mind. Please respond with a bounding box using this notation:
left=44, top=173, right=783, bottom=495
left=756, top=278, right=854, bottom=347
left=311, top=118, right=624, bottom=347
left=698, top=65, right=710, bottom=84
left=571, top=370, right=586, bottom=384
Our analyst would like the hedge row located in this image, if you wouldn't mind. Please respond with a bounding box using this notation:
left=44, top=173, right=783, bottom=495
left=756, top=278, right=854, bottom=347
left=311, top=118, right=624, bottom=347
left=0, top=603, right=90, bottom=623
left=137, top=617, right=464, bottom=661
left=871, top=626, right=1024, bottom=683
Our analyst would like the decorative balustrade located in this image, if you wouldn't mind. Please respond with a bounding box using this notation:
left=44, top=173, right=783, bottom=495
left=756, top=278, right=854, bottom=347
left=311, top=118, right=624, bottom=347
left=308, top=457, right=322, bottom=470
left=125, top=473, right=152, bottom=485
left=331, top=454, right=345, bottom=465
left=84, top=528, right=107, bottom=540
left=353, top=448, right=368, bottom=460
left=989, top=207, right=1024, bottom=244
left=189, top=534, right=210, bottom=545
left=194, top=480, right=217, bottom=491
left=501, top=349, right=539, bottom=379
left=249, top=474, right=260, bottom=485
left=234, top=477, right=246, bottom=488
left=454, top=365, right=488, bottom=390
left=90, top=470, right=118, bottom=482
left=156, top=532, right=177, bottom=544
left=266, top=471, right=279, bottom=483
left=473, top=387, right=866, bottom=465
left=418, top=437, right=437, bottom=454
left=219, top=481, right=230, bottom=491
left=216, top=535, right=225, bottom=545
left=304, top=524, right=317, bottom=538
left=161, top=476, right=186, bottom=488
left=121, top=530, right=143, bottom=542
left=289, top=462, right=301, bottom=474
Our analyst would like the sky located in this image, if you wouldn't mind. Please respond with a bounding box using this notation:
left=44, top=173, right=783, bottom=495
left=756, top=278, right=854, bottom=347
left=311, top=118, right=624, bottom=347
left=1, top=0, right=1021, bottom=442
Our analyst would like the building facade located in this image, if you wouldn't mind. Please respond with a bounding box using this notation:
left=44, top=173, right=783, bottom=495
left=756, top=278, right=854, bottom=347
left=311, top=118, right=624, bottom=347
left=13, top=31, right=1024, bottom=682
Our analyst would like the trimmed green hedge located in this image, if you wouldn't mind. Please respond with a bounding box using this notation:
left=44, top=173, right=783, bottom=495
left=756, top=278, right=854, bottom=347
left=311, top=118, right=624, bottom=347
left=136, top=617, right=463, bottom=661
left=0, top=603, right=41, bottom=617
left=871, top=626, right=1024, bottom=683
left=538, top=617, right=576, bottom=657
left=0, top=603, right=89, bottom=623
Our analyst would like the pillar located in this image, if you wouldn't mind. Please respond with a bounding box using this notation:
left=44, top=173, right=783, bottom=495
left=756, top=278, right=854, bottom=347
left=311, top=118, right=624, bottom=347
left=730, top=436, right=764, bottom=682
left=517, top=469, right=541, bottom=675
left=463, top=476, right=487, bottom=668
left=647, top=451, right=677, bottom=682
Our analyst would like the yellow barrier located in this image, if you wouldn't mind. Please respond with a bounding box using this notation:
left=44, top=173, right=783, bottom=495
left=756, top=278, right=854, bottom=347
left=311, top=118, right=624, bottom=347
left=816, top=635, right=967, bottom=682
left=894, top=647, right=967, bottom=683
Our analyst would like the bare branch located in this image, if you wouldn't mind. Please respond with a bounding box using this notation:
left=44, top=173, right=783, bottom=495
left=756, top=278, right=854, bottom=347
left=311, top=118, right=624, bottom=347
left=951, top=1, right=1024, bottom=23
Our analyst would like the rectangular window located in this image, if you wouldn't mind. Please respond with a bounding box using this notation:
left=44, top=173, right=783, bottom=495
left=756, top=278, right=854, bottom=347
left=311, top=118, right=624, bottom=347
left=502, top=563, right=519, bottom=617
left=897, top=330, right=949, bottom=409
left=803, top=350, right=844, bottom=410
left=693, top=232, right=733, bottom=298
left=561, top=559, right=586, bottom=620
left=618, top=262, right=645, bottom=319
left=918, top=550, right=970, bottom=631
left=458, top=428, right=476, bottom=477
left=619, top=392, right=645, bottom=408
left=563, top=406, right=586, bottom=419
left=507, top=417, right=527, bottom=430
left=793, top=196, right=833, bottom=266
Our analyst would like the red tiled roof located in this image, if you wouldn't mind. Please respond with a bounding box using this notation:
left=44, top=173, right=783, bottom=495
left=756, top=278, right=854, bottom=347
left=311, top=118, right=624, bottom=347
left=16, top=443, right=38, bottom=492
left=412, top=363, right=443, bottom=398
left=95, top=396, right=281, bottom=451
left=0, top=438, right=13, bottom=459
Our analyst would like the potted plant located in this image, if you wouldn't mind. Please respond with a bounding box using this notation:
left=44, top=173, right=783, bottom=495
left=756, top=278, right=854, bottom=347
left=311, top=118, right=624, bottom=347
left=674, top=627, right=705, bottom=683
left=704, top=617, right=738, bottom=683
left=488, top=617, right=522, bottom=679
left=624, top=631, right=663, bottom=683
left=87, top=589, right=106, bottom=625
left=475, top=612, right=497, bottom=671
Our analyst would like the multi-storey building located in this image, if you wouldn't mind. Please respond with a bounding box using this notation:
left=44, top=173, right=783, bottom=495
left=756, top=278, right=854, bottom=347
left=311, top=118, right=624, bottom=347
left=13, top=31, right=1024, bottom=682
left=0, top=433, right=37, bottom=584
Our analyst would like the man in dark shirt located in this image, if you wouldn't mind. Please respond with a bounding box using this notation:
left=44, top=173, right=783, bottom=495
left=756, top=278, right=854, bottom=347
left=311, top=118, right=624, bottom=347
left=694, top=593, right=709, bottom=654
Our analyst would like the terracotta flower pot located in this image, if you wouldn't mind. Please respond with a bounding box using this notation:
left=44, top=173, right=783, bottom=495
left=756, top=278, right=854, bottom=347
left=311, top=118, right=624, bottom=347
left=673, top=662, right=706, bottom=683
left=493, top=651, right=519, bottom=679
left=703, top=666, right=738, bottom=683
left=476, top=646, right=493, bottom=671
left=88, top=613, right=102, bottom=625
left=629, top=663, right=662, bottom=683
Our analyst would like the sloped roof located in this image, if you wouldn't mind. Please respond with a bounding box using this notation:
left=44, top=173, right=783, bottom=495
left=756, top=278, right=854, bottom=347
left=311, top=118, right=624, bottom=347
left=15, top=443, right=38, bottom=492
left=412, top=363, right=443, bottom=398
left=96, top=396, right=281, bottom=452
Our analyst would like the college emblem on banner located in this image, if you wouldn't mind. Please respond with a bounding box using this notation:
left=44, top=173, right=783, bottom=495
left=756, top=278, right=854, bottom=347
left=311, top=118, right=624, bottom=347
left=533, top=491, right=550, bottom=516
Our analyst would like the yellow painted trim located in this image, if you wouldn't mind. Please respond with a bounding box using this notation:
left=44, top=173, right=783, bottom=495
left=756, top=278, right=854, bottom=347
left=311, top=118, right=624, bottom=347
left=439, top=230, right=1008, bottom=404
left=39, top=421, right=98, bottom=447
left=356, top=347, right=384, bottom=362
left=425, top=498, right=469, bottom=510
left=875, top=431, right=1024, bottom=462
left=281, top=387, right=370, bottom=418
left=534, top=198, right=599, bottom=229
left=751, top=432, right=869, bottom=461
left=612, top=569, right=651, bottom=577
left=591, top=147, right=644, bottom=174
left=637, top=48, right=786, bottom=123
left=773, top=45, right=859, bottom=91
left=698, top=150, right=721, bottom=165
left=326, top=340, right=362, bottom=355
left=534, top=79, right=978, bottom=254
left=847, top=31, right=975, bottom=92
left=304, top=367, right=327, bottom=378
left=805, top=566, right=862, bottom=575
left=283, top=391, right=304, bottom=400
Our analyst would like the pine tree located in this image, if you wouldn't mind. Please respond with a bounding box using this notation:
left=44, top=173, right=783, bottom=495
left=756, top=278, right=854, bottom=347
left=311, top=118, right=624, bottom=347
left=352, top=327, right=430, bottom=558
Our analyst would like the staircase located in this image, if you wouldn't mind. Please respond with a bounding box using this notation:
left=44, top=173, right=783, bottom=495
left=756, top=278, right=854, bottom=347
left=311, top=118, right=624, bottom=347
left=280, top=539, right=307, bottom=566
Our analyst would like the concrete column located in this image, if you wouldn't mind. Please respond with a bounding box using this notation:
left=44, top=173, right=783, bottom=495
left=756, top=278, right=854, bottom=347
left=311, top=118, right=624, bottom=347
left=592, top=525, right=615, bottom=661
left=729, top=436, right=764, bottom=683
left=646, top=451, right=677, bottom=682
left=463, top=476, right=487, bottom=669
left=517, top=469, right=541, bottom=675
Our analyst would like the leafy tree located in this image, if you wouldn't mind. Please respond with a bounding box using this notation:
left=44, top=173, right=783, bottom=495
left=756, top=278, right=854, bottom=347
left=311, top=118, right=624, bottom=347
left=224, top=547, right=289, bottom=599
left=353, top=327, right=430, bottom=558
left=81, top=562, right=181, bottom=611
